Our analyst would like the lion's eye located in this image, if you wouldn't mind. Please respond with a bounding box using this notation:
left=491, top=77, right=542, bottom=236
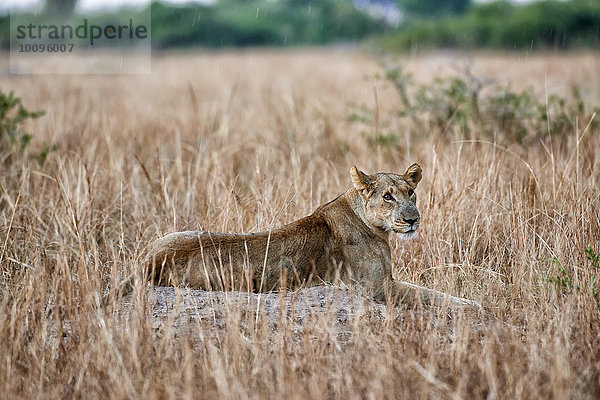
left=383, top=193, right=393, bottom=201
left=408, top=189, right=414, bottom=196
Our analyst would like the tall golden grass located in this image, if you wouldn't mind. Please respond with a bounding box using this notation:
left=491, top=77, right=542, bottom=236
left=0, top=49, right=599, bottom=399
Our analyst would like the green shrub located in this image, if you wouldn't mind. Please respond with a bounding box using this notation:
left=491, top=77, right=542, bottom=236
left=378, top=63, right=599, bottom=143
left=0, top=90, right=44, bottom=153
left=348, top=64, right=598, bottom=146
left=546, top=257, right=577, bottom=294
left=545, top=247, right=600, bottom=300
left=0, top=89, right=56, bottom=167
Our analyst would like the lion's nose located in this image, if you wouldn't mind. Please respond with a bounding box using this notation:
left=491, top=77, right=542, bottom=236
left=404, top=217, right=418, bottom=226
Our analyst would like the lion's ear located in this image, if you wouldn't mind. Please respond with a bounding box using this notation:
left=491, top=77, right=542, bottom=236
left=403, top=163, right=422, bottom=188
left=350, top=166, right=373, bottom=191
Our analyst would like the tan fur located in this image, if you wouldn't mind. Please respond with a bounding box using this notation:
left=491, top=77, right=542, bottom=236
left=142, top=164, right=480, bottom=309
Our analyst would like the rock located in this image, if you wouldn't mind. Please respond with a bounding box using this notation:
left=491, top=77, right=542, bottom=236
left=114, top=285, right=412, bottom=343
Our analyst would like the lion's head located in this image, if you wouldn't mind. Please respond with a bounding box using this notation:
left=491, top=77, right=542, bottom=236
left=350, top=163, right=422, bottom=240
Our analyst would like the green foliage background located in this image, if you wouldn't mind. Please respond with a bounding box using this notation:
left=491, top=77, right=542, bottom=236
left=399, top=0, right=471, bottom=18
left=376, top=0, right=600, bottom=51
left=150, top=0, right=385, bottom=47
left=0, top=0, right=599, bottom=50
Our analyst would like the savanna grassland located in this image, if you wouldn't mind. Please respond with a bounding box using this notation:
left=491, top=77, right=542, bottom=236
left=0, top=49, right=599, bottom=399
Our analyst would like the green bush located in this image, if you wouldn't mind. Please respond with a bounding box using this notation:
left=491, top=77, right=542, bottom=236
left=348, top=63, right=599, bottom=145
left=546, top=247, right=600, bottom=301
left=0, top=89, right=56, bottom=167
left=0, top=90, right=44, bottom=153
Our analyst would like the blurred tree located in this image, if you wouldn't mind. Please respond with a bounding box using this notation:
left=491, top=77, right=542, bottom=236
left=44, top=0, right=78, bottom=16
left=400, top=0, right=471, bottom=18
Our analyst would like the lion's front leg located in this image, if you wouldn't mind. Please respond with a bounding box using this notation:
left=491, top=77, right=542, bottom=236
left=385, top=280, right=481, bottom=310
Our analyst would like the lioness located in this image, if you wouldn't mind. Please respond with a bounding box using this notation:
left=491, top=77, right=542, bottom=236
left=142, top=164, right=480, bottom=309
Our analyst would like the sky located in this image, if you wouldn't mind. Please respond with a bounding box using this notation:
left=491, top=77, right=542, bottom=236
left=1, top=0, right=535, bottom=14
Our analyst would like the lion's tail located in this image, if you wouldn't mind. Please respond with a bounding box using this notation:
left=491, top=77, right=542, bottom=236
left=101, top=231, right=210, bottom=307
left=103, top=229, right=282, bottom=306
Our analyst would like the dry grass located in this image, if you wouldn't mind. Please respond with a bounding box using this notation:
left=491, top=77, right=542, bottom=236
left=0, top=49, right=599, bottom=399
